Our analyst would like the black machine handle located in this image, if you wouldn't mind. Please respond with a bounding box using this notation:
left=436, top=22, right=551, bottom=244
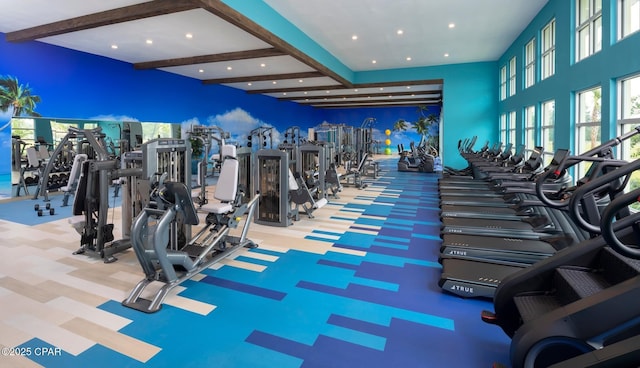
left=601, top=187, right=640, bottom=259
left=535, top=127, right=640, bottom=211
left=534, top=149, right=572, bottom=209
left=567, top=158, right=640, bottom=233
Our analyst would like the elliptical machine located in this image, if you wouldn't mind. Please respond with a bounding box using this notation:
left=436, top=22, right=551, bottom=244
left=480, top=127, right=640, bottom=368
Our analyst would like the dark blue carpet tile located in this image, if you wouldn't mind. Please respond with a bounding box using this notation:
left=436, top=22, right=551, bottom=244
left=200, top=275, right=287, bottom=301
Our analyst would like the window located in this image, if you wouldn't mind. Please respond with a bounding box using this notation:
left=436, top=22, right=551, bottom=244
left=525, top=39, right=536, bottom=88
left=617, top=74, right=640, bottom=208
left=541, top=100, right=556, bottom=164
left=10, top=118, right=36, bottom=147
left=509, top=57, right=516, bottom=96
left=541, top=19, right=556, bottom=80
left=576, top=86, right=602, bottom=178
left=142, top=122, right=176, bottom=142
left=618, top=74, right=640, bottom=159
left=621, top=0, right=640, bottom=38
left=500, top=65, right=507, bottom=100
left=50, top=120, right=78, bottom=145
left=577, top=0, right=602, bottom=61
left=508, top=111, right=517, bottom=145
left=500, top=114, right=507, bottom=144
left=524, top=106, right=536, bottom=150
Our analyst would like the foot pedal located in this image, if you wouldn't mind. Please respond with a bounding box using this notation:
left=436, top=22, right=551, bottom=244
left=481, top=310, right=498, bottom=325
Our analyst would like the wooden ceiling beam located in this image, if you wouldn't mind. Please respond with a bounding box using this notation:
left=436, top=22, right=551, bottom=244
left=353, top=79, right=444, bottom=88
left=301, top=98, right=442, bottom=106
left=6, top=0, right=199, bottom=42
left=246, top=85, right=346, bottom=94
left=279, top=91, right=442, bottom=101
left=135, top=48, right=286, bottom=70
left=203, top=71, right=325, bottom=84
left=317, top=102, right=443, bottom=109
left=197, top=0, right=351, bottom=88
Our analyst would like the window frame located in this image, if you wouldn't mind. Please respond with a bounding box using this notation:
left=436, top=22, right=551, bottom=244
left=500, top=113, right=507, bottom=144
left=508, top=57, right=517, bottom=97
left=576, top=0, right=603, bottom=62
left=500, top=65, right=507, bottom=100
left=508, top=110, right=517, bottom=145
left=525, top=38, right=536, bottom=88
left=524, top=105, right=536, bottom=151
left=575, top=86, right=602, bottom=178
left=620, top=0, right=640, bottom=39
left=541, top=100, right=556, bottom=164
left=541, top=18, right=556, bottom=80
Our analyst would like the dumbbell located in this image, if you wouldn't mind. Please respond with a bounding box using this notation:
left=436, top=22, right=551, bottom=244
left=36, top=207, right=55, bottom=216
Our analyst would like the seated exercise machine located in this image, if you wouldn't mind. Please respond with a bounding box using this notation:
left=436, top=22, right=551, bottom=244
left=481, top=157, right=640, bottom=368
left=60, top=153, right=88, bottom=207
left=289, top=169, right=328, bottom=220
left=342, top=152, right=370, bottom=189
left=123, top=152, right=259, bottom=313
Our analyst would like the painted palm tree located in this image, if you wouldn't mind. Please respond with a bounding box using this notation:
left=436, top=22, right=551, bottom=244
left=0, top=75, right=42, bottom=117
left=393, top=119, right=409, bottom=132
left=411, top=105, right=440, bottom=152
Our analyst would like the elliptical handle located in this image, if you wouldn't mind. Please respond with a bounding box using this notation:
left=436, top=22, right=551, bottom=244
left=569, top=159, right=640, bottom=233
left=601, top=187, right=640, bottom=259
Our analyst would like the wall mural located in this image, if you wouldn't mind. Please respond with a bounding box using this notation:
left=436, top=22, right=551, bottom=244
left=0, top=72, right=440, bottom=199
left=1, top=75, right=43, bottom=198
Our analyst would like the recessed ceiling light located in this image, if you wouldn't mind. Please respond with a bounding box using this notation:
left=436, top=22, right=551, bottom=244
left=299, top=79, right=303, bottom=83
left=448, top=23, right=456, bottom=29
left=145, top=39, right=153, bottom=45
left=352, top=35, right=358, bottom=40
left=444, top=53, right=450, bottom=57
left=397, top=29, right=404, bottom=35
left=185, top=33, right=193, bottom=39
left=388, top=95, right=392, bottom=98
left=379, top=87, right=384, bottom=91
left=406, top=57, right=412, bottom=61
left=354, top=89, right=358, bottom=92
left=372, top=60, right=377, bottom=64
left=304, top=91, right=308, bottom=95
left=111, top=44, right=118, bottom=49
left=406, top=86, right=411, bottom=89
left=272, top=81, right=277, bottom=84
left=326, top=90, right=331, bottom=94
left=226, top=66, right=232, bottom=70
left=283, top=93, right=287, bottom=96
left=198, top=69, right=204, bottom=73
left=260, top=63, right=266, bottom=68
left=247, top=82, right=252, bottom=86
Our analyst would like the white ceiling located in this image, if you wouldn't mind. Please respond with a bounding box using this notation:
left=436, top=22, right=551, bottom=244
left=0, top=0, right=548, bottom=108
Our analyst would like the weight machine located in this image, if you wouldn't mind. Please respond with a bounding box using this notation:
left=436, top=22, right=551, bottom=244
left=254, top=149, right=328, bottom=227
left=187, top=125, right=229, bottom=207
left=70, top=137, right=191, bottom=263
left=247, top=126, right=273, bottom=150
left=123, top=146, right=259, bottom=313
left=310, top=122, right=355, bottom=167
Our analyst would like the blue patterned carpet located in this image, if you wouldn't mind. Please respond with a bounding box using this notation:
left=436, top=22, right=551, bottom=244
left=16, top=158, right=511, bottom=367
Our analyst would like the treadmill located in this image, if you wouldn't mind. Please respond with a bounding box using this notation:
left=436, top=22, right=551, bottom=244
left=437, top=130, right=640, bottom=298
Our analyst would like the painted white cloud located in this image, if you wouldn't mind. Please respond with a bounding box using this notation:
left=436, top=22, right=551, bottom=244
left=206, top=107, right=281, bottom=147
left=180, top=117, right=201, bottom=139
left=89, top=114, right=139, bottom=122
